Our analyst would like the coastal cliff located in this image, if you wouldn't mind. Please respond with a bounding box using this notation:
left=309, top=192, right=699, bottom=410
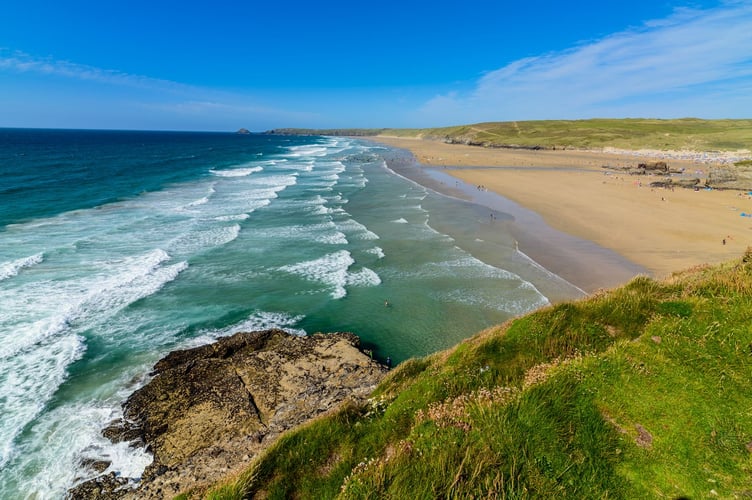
left=68, top=252, right=752, bottom=498
left=68, top=329, right=387, bottom=499
left=198, top=251, right=752, bottom=499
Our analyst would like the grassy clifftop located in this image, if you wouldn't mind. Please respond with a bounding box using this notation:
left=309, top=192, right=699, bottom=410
left=380, top=118, right=752, bottom=151
left=194, top=250, right=752, bottom=499
left=266, top=118, right=752, bottom=152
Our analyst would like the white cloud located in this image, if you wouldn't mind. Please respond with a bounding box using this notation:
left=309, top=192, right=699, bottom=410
left=418, top=2, right=752, bottom=123
left=0, top=49, right=311, bottom=130
left=0, top=49, right=188, bottom=92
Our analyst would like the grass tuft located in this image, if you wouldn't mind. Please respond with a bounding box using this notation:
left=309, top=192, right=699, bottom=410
left=200, top=251, right=752, bottom=499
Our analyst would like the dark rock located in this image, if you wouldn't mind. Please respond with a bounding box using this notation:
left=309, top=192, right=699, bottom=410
left=66, top=472, right=131, bottom=500
left=236, top=128, right=251, bottom=135
left=649, top=180, right=673, bottom=189
left=102, top=419, right=142, bottom=445
left=68, top=329, right=386, bottom=499
left=707, top=166, right=752, bottom=190
left=78, top=458, right=111, bottom=474
left=638, top=161, right=669, bottom=173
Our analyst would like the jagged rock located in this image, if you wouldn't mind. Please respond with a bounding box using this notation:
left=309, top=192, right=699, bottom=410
left=236, top=128, right=251, bottom=134
left=102, top=419, right=142, bottom=445
left=68, top=329, right=387, bottom=499
left=649, top=180, right=673, bottom=189
left=67, top=472, right=131, bottom=500
left=638, top=161, right=669, bottom=173
left=78, top=458, right=112, bottom=474
left=707, top=166, right=752, bottom=190
left=675, top=178, right=701, bottom=188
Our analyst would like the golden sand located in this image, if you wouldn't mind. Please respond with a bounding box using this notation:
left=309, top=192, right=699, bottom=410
left=373, top=136, right=752, bottom=279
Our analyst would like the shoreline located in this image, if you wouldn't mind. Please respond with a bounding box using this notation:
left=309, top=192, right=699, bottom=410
left=368, top=136, right=752, bottom=286
left=369, top=140, right=647, bottom=295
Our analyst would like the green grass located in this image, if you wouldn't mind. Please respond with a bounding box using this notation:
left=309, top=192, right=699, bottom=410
left=379, top=118, right=752, bottom=151
left=195, top=251, right=752, bottom=499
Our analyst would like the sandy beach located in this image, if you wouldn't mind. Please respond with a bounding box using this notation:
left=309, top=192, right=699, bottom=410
left=372, top=136, right=752, bottom=281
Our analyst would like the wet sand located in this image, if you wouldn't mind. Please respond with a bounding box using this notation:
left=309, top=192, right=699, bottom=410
left=371, top=140, right=647, bottom=294
left=370, top=136, right=752, bottom=287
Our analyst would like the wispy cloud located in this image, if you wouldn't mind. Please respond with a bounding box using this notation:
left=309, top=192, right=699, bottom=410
left=0, top=49, right=189, bottom=92
left=418, top=2, right=752, bottom=123
left=0, top=49, right=312, bottom=130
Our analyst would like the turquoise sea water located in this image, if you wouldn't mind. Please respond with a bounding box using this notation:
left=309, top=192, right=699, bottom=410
left=0, top=129, right=581, bottom=497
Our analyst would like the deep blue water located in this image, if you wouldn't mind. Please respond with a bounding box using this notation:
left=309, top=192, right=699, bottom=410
left=0, top=129, right=316, bottom=227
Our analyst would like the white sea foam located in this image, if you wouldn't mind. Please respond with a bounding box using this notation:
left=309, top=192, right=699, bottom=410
left=0, top=253, right=44, bottom=282
left=347, top=267, right=381, bottom=287
left=319, top=160, right=346, bottom=172
left=258, top=222, right=348, bottom=246
left=169, top=224, right=241, bottom=255
left=358, top=229, right=380, bottom=241
left=406, top=255, right=549, bottom=312
left=214, top=213, right=251, bottom=222
left=336, top=219, right=380, bottom=240
left=0, top=249, right=185, bottom=360
left=420, top=221, right=455, bottom=243
left=437, top=256, right=517, bottom=280
left=392, top=218, right=409, bottom=224
left=186, top=196, right=210, bottom=207
left=286, top=145, right=330, bottom=157
left=318, top=231, right=348, bottom=245
left=398, top=256, right=516, bottom=283
left=0, top=246, right=190, bottom=489
left=189, top=311, right=307, bottom=347
left=366, top=247, right=386, bottom=259
left=438, top=288, right=549, bottom=315
left=210, top=166, right=263, bottom=177
left=280, top=250, right=354, bottom=299
left=0, top=333, right=86, bottom=473
left=310, top=204, right=332, bottom=216
left=0, top=250, right=188, bottom=376
left=245, top=173, right=299, bottom=190
left=182, top=183, right=216, bottom=209
left=12, top=399, right=152, bottom=498
left=277, top=161, right=313, bottom=172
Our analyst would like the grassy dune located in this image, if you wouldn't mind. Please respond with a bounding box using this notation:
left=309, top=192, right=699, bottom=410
left=379, top=118, right=752, bottom=151
left=194, top=250, right=752, bottom=499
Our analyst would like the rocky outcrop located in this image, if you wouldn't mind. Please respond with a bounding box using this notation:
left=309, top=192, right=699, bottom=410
left=236, top=128, right=251, bottom=134
left=68, top=329, right=387, bottom=499
left=707, top=165, right=752, bottom=190
left=637, top=161, right=669, bottom=173
left=649, top=178, right=701, bottom=189
left=602, top=162, right=686, bottom=177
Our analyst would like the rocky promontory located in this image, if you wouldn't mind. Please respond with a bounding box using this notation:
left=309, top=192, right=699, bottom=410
left=68, top=329, right=387, bottom=499
left=707, top=164, right=752, bottom=190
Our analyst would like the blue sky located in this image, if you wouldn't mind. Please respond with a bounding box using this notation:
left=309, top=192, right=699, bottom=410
left=0, top=0, right=750, bottom=131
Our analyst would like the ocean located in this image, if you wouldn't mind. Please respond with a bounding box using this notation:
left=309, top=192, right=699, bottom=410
left=0, top=129, right=582, bottom=497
